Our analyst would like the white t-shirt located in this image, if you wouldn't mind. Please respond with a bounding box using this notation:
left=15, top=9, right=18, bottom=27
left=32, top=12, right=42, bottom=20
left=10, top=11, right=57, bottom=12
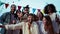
left=41, top=22, right=48, bottom=34
left=37, top=20, right=48, bottom=34
left=5, top=22, right=39, bottom=34
left=49, top=13, right=59, bottom=33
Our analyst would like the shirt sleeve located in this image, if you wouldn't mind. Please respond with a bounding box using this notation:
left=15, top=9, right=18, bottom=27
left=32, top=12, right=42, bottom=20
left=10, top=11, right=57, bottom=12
left=33, top=23, right=39, bottom=34
left=5, top=22, right=24, bottom=30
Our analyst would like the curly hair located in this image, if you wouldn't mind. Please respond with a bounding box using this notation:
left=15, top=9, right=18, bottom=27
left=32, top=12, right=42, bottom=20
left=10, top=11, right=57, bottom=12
left=44, top=4, right=57, bottom=14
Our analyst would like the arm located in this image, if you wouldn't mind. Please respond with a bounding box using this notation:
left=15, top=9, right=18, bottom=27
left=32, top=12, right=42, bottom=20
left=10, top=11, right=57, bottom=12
left=0, top=12, right=8, bottom=24
left=0, top=25, right=5, bottom=28
left=5, top=22, right=23, bottom=30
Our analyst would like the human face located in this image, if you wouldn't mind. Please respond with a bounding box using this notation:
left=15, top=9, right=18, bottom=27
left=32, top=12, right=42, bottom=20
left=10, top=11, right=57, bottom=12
left=19, top=13, right=23, bottom=17
left=17, top=12, right=23, bottom=18
left=27, top=15, right=33, bottom=23
left=17, top=12, right=20, bottom=16
left=11, top=6, right=16, bottom=12
left=24, top=8, right=29, bottom=14
left=43, top=17, right=47, bottom=25
left=47, top=6, right=52, bottom=13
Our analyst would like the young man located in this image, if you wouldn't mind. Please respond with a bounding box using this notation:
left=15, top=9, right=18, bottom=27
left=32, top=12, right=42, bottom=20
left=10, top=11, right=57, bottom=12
left=0, top=4, right=16, bottom=34
left=22, top=5, right=30, bottom=22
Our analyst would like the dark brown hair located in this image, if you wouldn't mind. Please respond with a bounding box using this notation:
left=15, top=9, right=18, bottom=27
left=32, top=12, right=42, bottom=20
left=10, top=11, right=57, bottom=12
left=44, top=4, right=57, bottom=14
left=44, top=15, right=52, bottom=25
left=44, top=15, right=54, bottom=34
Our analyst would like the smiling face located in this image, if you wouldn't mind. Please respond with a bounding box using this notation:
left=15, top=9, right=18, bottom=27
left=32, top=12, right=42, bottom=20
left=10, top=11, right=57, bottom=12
left=43, top=17, right=47, bottom=25
left=11, top=4, right=16, bottom=13
left=17, top=12, right=23, bottom=18
left=23, top=8, right=29, bottom=14
left=27, top=14, right=33, bottom=23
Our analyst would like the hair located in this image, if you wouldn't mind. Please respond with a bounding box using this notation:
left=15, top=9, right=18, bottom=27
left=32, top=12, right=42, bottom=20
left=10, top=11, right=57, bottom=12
left=11, top=4, right=16, bottom=8
left=16, top=10, right=21, bottom=14
left=44, top=15, right=52, bottom=25
left=28, top=13, right=34, bottom=17
left=41, top=12, right=44, bottom=20
left=33, top=14, right=39, bottom=21
left=28, top=13, right=34, bottom=19
left=43, top=15, right=54, bottom=34
left=22, top=5, right=30, bottom=14
left=25, top=13, right=34, bottom=23
left=44, top=4, right=57, bottom=14
left=24, top=5, right=29, bottom=9
left=15, top=10, right=24, bottom=19
left=11, top=4, right=16, bottom=11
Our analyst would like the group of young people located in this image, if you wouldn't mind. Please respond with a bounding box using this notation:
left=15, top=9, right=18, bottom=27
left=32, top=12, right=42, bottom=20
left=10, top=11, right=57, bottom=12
left=0, top=4, right=60, bottom=34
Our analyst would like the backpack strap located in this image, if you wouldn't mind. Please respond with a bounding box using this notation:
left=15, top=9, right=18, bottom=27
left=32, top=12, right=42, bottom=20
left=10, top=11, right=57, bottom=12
left=55, top=13, right=60, bottom=24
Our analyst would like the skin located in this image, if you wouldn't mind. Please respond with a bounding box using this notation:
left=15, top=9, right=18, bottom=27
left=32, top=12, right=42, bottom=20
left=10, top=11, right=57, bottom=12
left=43, top=17, right=54, bottom=34
left=27, top=15, right=33, bottom=29
left=17, top=12, right=23, bottom=18
left=47, top=6, right=53, bottom=15
left=24, top=8, right=29, bottom=14
left=27, top=15, right=33, bottom=24
left=43, top=17, right=47, bottom=25
left=11, top=6, right=16, bottom=13
left=17, top=12, right=23, bottom=22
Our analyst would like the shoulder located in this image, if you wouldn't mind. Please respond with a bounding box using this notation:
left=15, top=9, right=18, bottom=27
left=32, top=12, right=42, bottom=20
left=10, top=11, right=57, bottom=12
left=32, top=22, right=37, bottom=24
left=2, top=12, right=10, bottom=16
left=4, top=12, right=10, bottom=14
left=0, top=12, right=10, bottom=18
left=56, top=13, right=60, bottom=20
left=32, top=22, right=38, bottom=26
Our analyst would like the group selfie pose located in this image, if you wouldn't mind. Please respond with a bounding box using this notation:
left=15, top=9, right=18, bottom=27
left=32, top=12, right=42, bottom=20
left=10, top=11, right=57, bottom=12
left=0, top=4, right=60, bottom=34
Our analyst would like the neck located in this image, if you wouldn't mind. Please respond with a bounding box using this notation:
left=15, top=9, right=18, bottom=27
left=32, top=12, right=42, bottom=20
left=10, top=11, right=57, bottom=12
left=49, top=12, right=53, bottom=15
left=28, top=21, right=32, bottom=24
left=11, top=11, right=14, bottom=14
left=18, top=17, right=22, bottom=20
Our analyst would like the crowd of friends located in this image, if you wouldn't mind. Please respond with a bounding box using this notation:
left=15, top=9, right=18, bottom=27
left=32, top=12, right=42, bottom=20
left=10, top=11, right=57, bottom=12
left=0, top=4, right=60, bottom=34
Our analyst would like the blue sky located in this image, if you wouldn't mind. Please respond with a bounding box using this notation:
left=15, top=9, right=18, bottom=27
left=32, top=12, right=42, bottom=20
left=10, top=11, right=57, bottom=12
left=0, top=0, right=60, bottom=16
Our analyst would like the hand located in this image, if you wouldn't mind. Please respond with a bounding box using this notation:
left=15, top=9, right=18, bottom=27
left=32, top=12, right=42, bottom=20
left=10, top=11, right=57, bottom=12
left=12, top=20, right=16, bottom=24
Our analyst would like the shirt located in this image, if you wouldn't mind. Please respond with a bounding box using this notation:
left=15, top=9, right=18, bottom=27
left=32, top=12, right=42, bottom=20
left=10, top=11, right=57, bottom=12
left=5, top=22, right=39, bottom=34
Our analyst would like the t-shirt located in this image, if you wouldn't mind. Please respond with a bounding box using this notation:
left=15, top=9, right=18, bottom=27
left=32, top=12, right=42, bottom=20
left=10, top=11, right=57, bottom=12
left=49, top=13, right=59, bottom=33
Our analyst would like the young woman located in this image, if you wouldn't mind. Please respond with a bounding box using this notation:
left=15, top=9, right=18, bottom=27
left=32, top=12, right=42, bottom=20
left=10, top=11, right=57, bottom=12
left=42, top=15, right=54, bottom=34
left=44, top=4, right=59, bottom=34
left=36, top=11, right=44, bottom=34
left=22, top=5, right=30, bottom=21
left=37, top=11, right=43, bottom=21
left=16, top=10, right=24, bottom=23
left=0, top=14, right=39, bottom=34
left=13, top=10, right=24, bottom=34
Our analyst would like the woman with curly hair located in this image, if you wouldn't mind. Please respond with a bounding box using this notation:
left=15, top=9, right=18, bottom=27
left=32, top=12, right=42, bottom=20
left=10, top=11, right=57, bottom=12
left=44, top=4, right=60, bottom=34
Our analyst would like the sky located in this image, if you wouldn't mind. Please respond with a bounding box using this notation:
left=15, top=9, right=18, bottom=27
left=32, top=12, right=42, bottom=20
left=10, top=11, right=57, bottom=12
left=0, top=0, right=60, bottom=15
